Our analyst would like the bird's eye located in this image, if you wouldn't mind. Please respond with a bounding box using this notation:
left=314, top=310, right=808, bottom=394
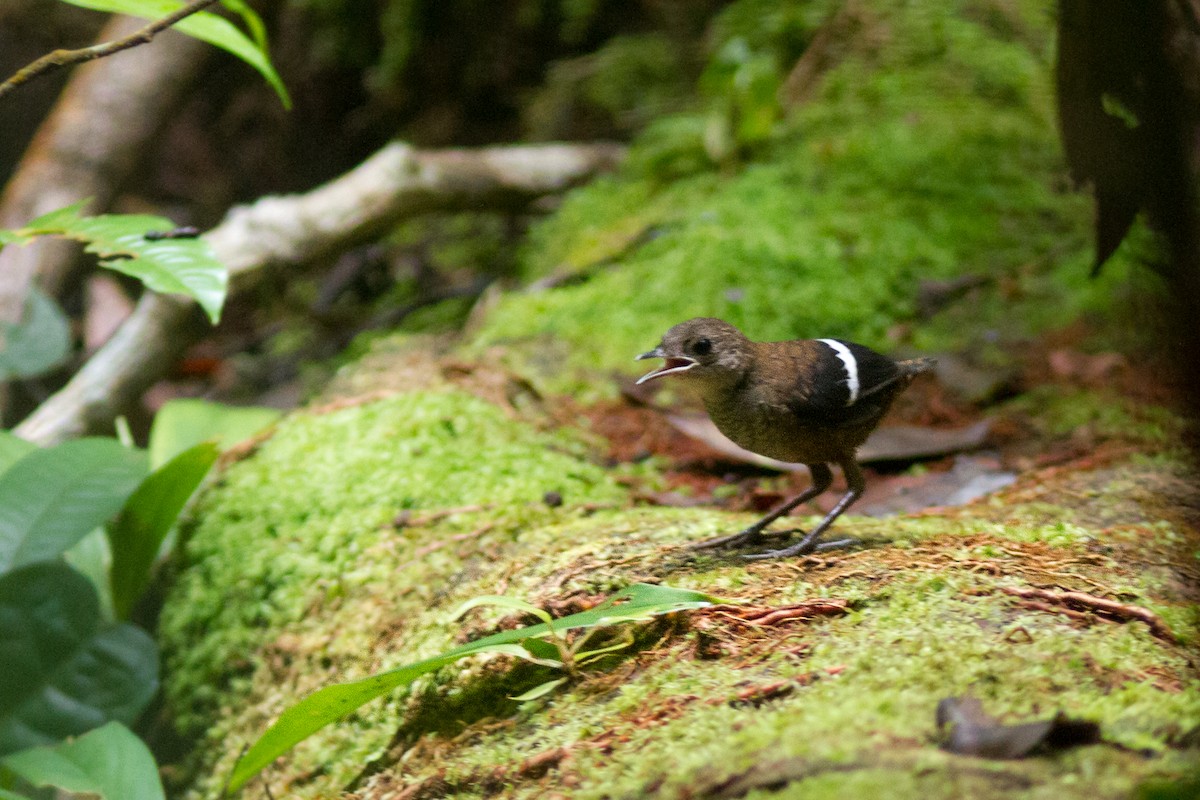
left=692, top=338, right=712, bottom=356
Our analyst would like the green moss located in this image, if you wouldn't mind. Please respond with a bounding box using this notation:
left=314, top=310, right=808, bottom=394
left=1001, top=387, right=1185, bottom=446
left=159, top=391, right=625, bottom=735
left=461, top=0, right=1144, bottom=398
left=523, top=33, right=696, bottom=139
left=362, top=568, right=1198, bottom=800
left=162, top=476, right=1199, bottom=798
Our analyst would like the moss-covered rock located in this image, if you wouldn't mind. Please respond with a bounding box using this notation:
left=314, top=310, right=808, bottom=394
left=161, top=443, right=1199, bottom=798
left=159, top=391, right=624, bottom=756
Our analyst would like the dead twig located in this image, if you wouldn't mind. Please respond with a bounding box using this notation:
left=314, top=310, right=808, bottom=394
left=1026, top=569, right=1127, bottom=596
left=1002, top=586, right=1175, bottom=642
left=0, top=0, right=222, bottom=101
left=731, top=680, right=795, bottom=706
left=1003, top=625, right=1034, bottom=643
left=392, top=504, right=493, bottom=528
left=517, top=746, right=570, bottom=779
left=702, top=599, right=849, bottom=628
left=395, top=522, right=496, bottom=570
left=745, top=601, right=849, bottom=626
left=1014, top=599, right=1093, bottom=624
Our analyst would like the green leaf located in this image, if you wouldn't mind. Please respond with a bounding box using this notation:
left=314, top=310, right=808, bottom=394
left=64, top=529, right=116, bottom=621
left=590, top=581, right=720, bottom=617
left=148, top=399, right=279, bottom=469
left=55, top=0, right=290, bottom=108
left=520, top=637, right=563, bottom=663
left=0, top=563, right=158, bottom=755
left=0, top=228, right=29, bottom=246
left=0, top=433, right=36, bottom=479
left=467, top=643, right=564, bottom=669
left=510, top=677, right=569, bottom=702
left=451, top=595, right=555, bottom=627
left=18, top=202, right=227, bottom=324
left=574, top=635, right=635, bottom=666
left=0, top=438, right=148, bottom=574
left=1, top=722, right=164, bottom=800
left=107, top=442, right=219, bottom=619
left=220, top=0, right=267, bottom=49
left=228, top=583, right=717, bottom=791
left=0, top=287, right=72, bottom=381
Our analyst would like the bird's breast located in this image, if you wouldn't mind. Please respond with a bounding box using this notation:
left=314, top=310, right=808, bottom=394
left=702, top=389, right=842, bottom=464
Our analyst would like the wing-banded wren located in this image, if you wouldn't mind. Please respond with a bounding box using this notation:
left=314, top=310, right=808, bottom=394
left=636, top=317, right=935, bottom=559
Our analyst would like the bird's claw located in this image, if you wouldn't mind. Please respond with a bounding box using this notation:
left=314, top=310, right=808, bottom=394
left=741, top=537, right=858, bottom=560
left=689, top=527, right=766, bottom=550
left=689, top=525, right=800, bottom=551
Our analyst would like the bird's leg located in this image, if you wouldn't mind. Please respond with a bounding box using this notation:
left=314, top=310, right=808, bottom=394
left=744, top=458, right=865, bottom=560
left=690, top=464, right=833, bottom=550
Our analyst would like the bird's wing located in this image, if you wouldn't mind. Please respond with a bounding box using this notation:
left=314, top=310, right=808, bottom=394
left=781, top=339, right=900, bottom=416
left=841, top=340, right=904, bottom=401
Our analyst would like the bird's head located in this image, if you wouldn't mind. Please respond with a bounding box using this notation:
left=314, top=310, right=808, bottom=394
left=636, top=317, right=752, bottom=389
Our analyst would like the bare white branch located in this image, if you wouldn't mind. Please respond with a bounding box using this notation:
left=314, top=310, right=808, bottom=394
left=14, top=141, right=624, bottom=445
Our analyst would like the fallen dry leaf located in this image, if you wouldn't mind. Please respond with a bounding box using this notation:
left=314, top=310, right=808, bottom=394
left=665, top=413, right=990, bottom=470
left=936, top=695, right=1100, bottom=759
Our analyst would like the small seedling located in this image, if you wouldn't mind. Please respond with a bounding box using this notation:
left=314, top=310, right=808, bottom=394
left=452, top=594, right=639, bottom=699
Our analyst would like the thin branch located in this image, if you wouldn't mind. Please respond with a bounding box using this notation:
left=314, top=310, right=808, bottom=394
left=12, top=141, right=625, bottom=445
left=0, top=0, right=222, bottom=102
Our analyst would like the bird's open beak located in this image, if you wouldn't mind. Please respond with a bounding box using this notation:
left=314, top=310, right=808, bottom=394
left=635, top=347, right=697, bottom=385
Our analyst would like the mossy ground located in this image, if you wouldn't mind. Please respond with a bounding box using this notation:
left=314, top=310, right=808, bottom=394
left=157, top=0, right=1199, bottom=797
left=160, top=423, right=1199, bottom=799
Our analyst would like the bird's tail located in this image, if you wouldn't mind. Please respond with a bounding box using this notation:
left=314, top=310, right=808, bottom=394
left=897, top=356, right=937, bottom=378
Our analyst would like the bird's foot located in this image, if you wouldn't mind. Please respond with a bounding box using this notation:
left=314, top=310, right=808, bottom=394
left=688, top=525, right=788, bottom=551
left=741, top=536, right=858, bottom=561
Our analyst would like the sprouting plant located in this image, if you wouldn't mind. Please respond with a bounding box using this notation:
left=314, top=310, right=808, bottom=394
left=226, top=583, right=719, bottom=792
left=451, top=594, right=646, bottom=701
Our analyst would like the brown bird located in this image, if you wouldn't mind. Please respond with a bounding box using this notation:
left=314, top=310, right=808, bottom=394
left=636, top=317, right=935, bottom=559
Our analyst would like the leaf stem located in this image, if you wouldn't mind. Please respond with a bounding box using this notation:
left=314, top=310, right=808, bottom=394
left=0, top=0, right=224, bottom=102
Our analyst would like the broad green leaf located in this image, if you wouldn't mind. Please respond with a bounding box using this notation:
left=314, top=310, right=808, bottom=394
left=228, top=583, right=718, bottom=790
left=0, top=438, right=148, bottom=574
left=56, top=0, right=290, bottom=108
left=510, top=678, right=569, bottom=702
left=0, top=563, right=158, bottom=755
left=451, top=595, right=555, bottom=627
left=148, top=399, right=279, bottom=468
left=0, top=432, right=36, bottom=478
left=0, top=287, right=71, bottom=380
left=1, top=722, right=163, bottom=800
left=19, top=202, right=227, bottom=324
left=107, top=442, right=219, bottom=619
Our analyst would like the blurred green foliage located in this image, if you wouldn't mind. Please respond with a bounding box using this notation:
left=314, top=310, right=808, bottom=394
left=288, top=0, right=710, bottom=141
left=465, top=0, right=1145, bottom=397
left=524, top=33, right=694, bottom=140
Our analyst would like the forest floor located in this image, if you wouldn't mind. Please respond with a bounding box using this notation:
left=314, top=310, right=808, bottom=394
left=158, top=316, right=1200, bottom=800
